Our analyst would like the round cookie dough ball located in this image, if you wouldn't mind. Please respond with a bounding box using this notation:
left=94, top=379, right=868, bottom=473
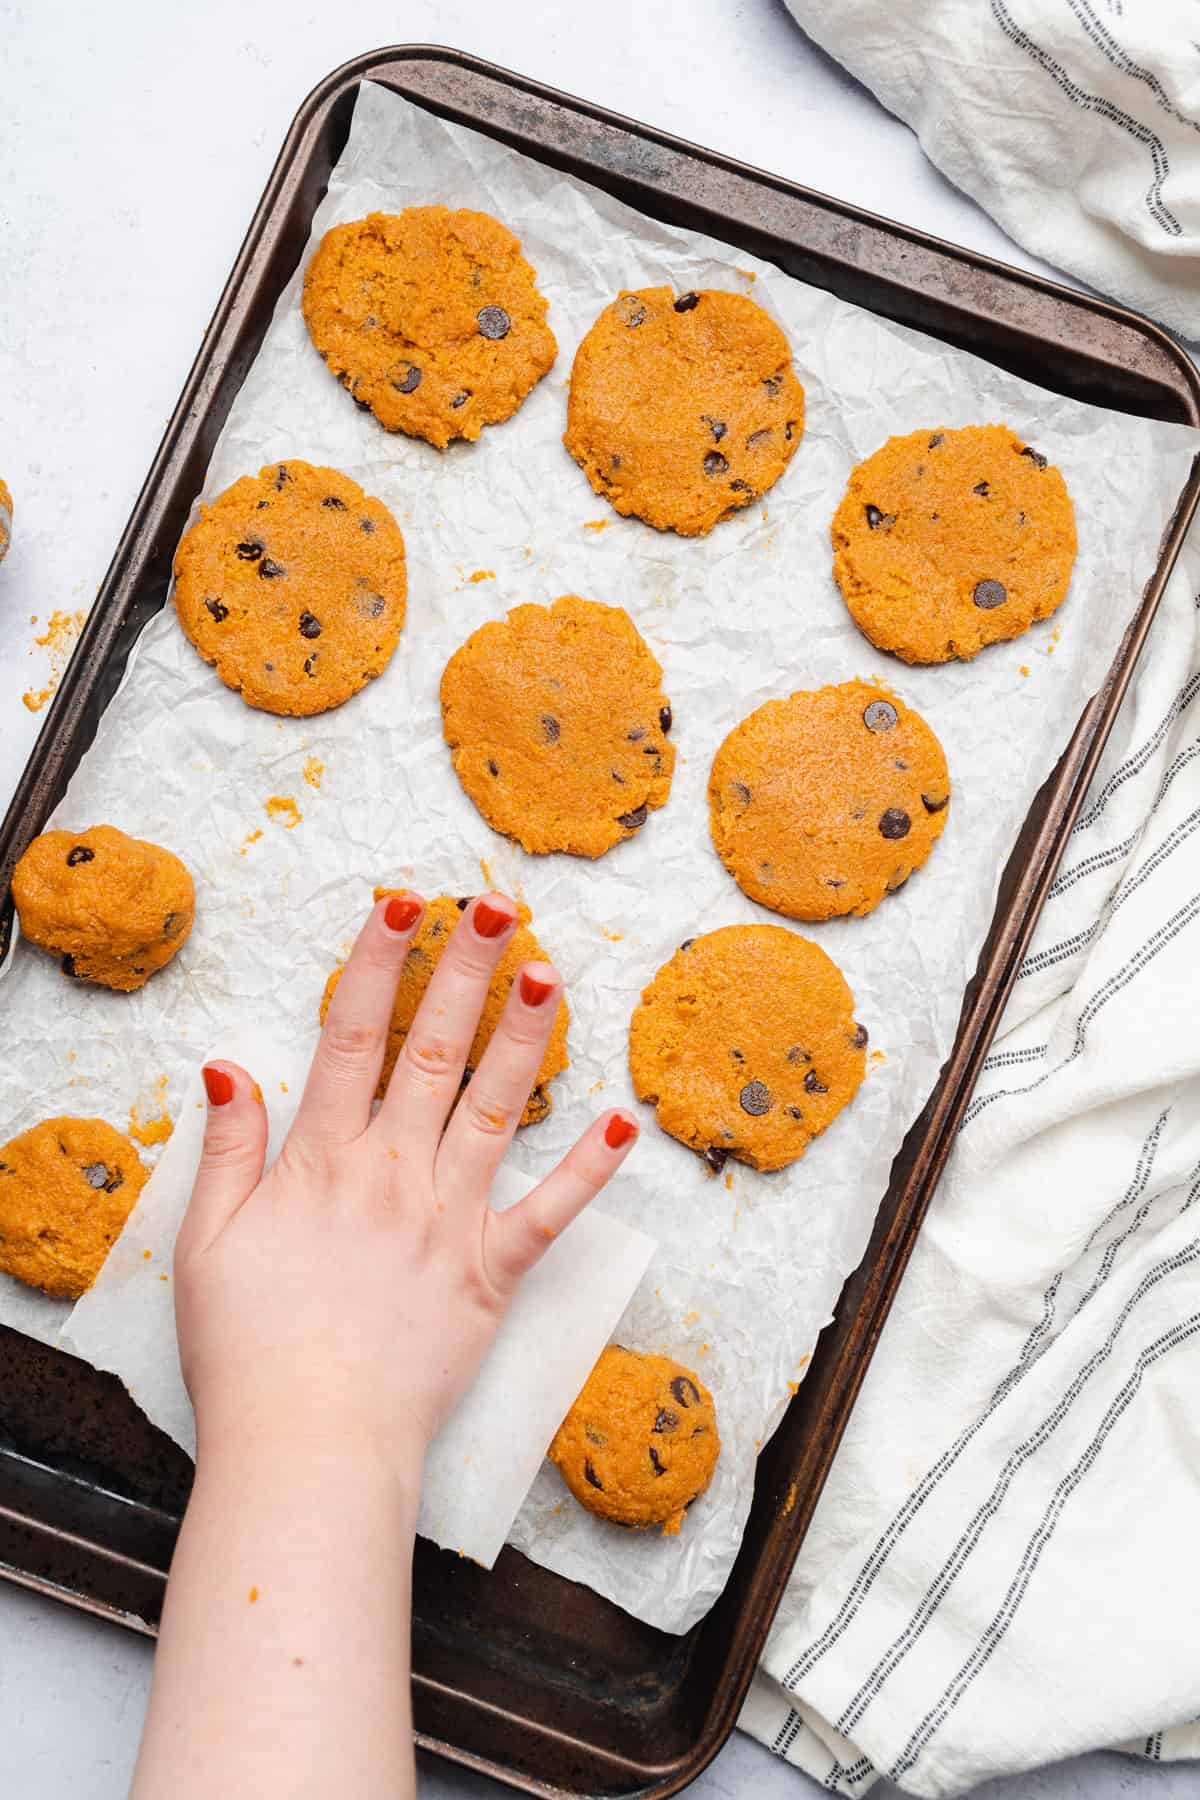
left=13, top=824, right=195, bottom=992
left=832, top=424, right=1076, bottom=663
left=564, top=287, right=805, bottom=536
left=302, top=206, right=557, bottom=449
left=320, top=892, right=569, bottom=1127
left=708, top=679, right=950, bottom=920
left=0, top=1117, right=149, bottom=1299
left=548, top=1345, right=720, bottom=1535
left=629, top=924, right=867, bottom=1173
left=0, top=478, right=12, bottom=563
left=172, top=460, right=407, bottom=717
left=440, top=595, right=676, bottom=857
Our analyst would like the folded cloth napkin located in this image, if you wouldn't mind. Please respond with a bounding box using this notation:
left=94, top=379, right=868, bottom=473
left=740, top=540, right=1200, bottom=1794
left=783, top=0, right=1200, bottom=340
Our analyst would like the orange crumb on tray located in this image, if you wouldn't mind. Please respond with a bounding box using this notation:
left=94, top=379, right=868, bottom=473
left=479, top=857, right=495, bottom=887
left=1019, top=664, right=1030, bottom=677
left=583, top=519, right=609, bottom=533
left=159, top=1272, right=169, bottom=1282
left=239, top=829, right=263, bottom=856
left=280, top=1080, right=289, bottom=1094
left=601, top=927, right=623, bottom=942
left=251, top=1082, right=264, bottom=1106
left=129, top=1075, right=173, bottom=1147
left=23, top=609, right=85, bottom=712
left=787, top=1380, right=800, bottom=1396
left=468, top=568, right=495, bottom=583
left=781, top=1481, right=798, bottom=1517
left=302, top=756, right=324, bottom=789
left=736, top=267, right=757, bottom=282
left=265, top=795, right=302, bottom=830
left=724, top=1171, right=733, bottom=1190
left=143, top=1250, right=152, bottom=1261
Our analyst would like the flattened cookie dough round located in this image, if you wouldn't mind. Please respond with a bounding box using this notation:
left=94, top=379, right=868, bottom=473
left=708, top=679, right=950, bottom=920
left=549, top=1345, right=720, bottom=1535
left=13, top=824, right=194, bottom=992
left=302, top=207, right=557, bottom=448
left=629, top=925, right=867, bottom=1173
left=832, top=424, right=1076, bottom=663
left=0, top=1117, right=149, bottom=1299
left=440, top=595, right=676, bottom=857
left=320, top=893, right=568, bottom=1126
left=0, top=478, right=12, bottom=563
left=564, top=287, right=804, bottom=536
left=173, top=461, right=406, bottom=716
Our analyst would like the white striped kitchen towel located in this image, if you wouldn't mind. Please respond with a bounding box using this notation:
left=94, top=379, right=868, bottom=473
left=783, top=0, right=1200, bottom=340
left=740, top=540, right=1200, bottom=1795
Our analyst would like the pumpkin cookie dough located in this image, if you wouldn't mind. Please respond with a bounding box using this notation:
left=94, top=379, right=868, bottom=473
left=302, top=207, right=557, bottom=449
left=0, top=478, right=11, bottom=563
left=440, top=595, right=676, bottom=857
left=564, top=287, right=804, bottom=535
left=832, top=424, right=1076, bottom=663
left=0, top=1117, right=148, bottom=1299
left=708, top=679, right=950, bottom=920
left=173, top=460, right=407, bottom=716
left=629, top=924, right=867, bottom=1173
left=320, top=892, right=568, bottom=1125
left=549, top=1345, right=720, bottom=1535
left=13, top=824, right=194, bottom=992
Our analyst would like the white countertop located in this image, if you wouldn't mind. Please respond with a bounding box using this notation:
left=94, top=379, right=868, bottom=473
left=0, top=2, right=1192, bottom=1795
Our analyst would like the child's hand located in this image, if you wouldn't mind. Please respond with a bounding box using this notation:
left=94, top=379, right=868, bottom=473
left=173, top=891, right=639, bottom=1472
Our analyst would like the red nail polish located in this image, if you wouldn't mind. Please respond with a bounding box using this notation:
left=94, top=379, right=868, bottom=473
left=384, top=894, right=422, bottom=933
left=520, top=969, right=556, bottom=1007
left=605, top=1114, right=638, bottom=1150
left=474, top=896, right=515, bottom=939
left=203, top=1066, right=234, bottom=1107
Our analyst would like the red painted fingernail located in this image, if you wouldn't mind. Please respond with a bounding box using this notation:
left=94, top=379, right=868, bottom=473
left=520, top=969, right=556, bottom=1007
left=605, top=1114, right=638, bottom=1149
left=474, top=895, right=515, bottom=939
left=384, top=894, right=422, bottom=933
left=203, top=1066, right=234, bottom=1107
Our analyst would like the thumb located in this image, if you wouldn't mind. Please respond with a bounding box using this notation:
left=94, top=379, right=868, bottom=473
left=181, top=1061, right=268, bottom=1253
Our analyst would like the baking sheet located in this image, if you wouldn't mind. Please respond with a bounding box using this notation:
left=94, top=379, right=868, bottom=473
left=0, top=79, right=1196, bottom=1632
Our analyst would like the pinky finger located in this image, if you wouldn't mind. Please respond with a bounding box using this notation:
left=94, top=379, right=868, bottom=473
left=485, top=1109, right=639, bottom=1290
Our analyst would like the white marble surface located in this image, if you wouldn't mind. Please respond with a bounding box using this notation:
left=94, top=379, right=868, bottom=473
left=0, top=2, right=1192, bottom=1795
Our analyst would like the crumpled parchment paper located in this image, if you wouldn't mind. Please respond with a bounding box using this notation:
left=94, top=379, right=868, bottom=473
left=0, top=80, right=1196, bottom=1631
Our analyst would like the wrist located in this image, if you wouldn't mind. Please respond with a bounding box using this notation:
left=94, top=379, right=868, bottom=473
left=193, top=1408, right=427, bottom=1516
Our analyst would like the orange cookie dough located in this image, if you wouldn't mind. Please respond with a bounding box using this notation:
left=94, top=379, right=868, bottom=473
left=0, top=1117, right=148, bottom=1299
left=549, top=1345, right=719, bottom=1535
left=832, top=424, right=1076, bottom=663
left=708, top=679, right=950, bottom=920
left=302, top=207, right=557, bottom=449
left=440, top=595, right=676, bottom=857
left=173, top=460, right=407, bottom=717
left=320, top=892, right=568, bottom=1126
left=0, top=478, right=11, bottom=563
left=564, top=287, right=804, bottom=535
left=13, top=824, right=194, bottom=992
left=629, top=925, right=867, bottom=1173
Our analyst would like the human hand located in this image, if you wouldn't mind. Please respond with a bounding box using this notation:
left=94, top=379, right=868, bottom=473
left=173, top=890, right=639, bottom=1475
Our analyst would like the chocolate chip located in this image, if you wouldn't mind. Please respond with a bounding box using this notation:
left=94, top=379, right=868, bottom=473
left=618, top=806, right=648, bottom=830
left=670, top=1375, right=701, bottom=1408
left=163, top=912, right=184, bottom=939
left=1021, top=445, right=1048, bottom=469
left=804, top=1070, right=829, bottom=1094
left=455, top=896, right=471, bottom=910
left=746, top=429, right=773, bottom=449
left=865, top=504, right=896, bottom=531
left=729, top=479, right=755, bottom=495
left=732, top=781, right=751, bottom=805
left=487, top=759, right=499, bottom=777
left=527, top=1085, right=551, bottom=1124
left=391, top=362, right=421, bottom=393
left=450, top=389, right=471, bottom=409
left=204, top=597, right=229, bottom=623
left=356, top=590, right=386, bottom=620
left=702, top=415, right=727, bottom=442
left=255, top=499, right=270, bottom=511
left=649, top=1446, right=667, bottom=1476
left=61, top=954, right=79, bottom=978
left=703, top=1145, right=728, bottom=1174
left=659, top=704, right=672, bottom=734
left=654, top=1409, right=679, bottom=1434
left=880, top=807, right=911, bottom=840
left=104, top=1168, right=124, bottom=1194
left=679, top=939, right=695, bottom=952
left=360, top=518, right=375, bottom=534
left=82, top=1163, right=109, bottom=1189
left=585, top=1425, right=607, bottom=1447
left=740, top=1080, right=771, bottom=1116
left=584, top=1459, right=604, bottom=1491
left=973, top=481, right=990, bottom=497
left=929, top=433, right=944, bottom=448
left=642, top=744, right=661, bottom=757
left=626, top=727, right=647, bottom=745
left=730, top=1048, right=744, bottom=1062
left=258, top=559, right=285, bottom=580
left=863, top=699, right=898, bottom=733
left=235, top=540, right=263, bottom=561
left=274, top=465, right=290, bottom=488
left=825, top=878, right=846, bottom=889
left=322, top=495, right=347, bottom=510
left=923, top=792, right=950, bottom=813
left=541, top=715, right=560, bottom=744
left=611, top=454, right=623, bottom=469
left=303, top=654, right=318, bottom=677
left=895, top=759, right=909, bottom=771
left=615, top=295, right=647, bottom=327
left=784, top=421, right=796, bottom=441
left=704, top=451, right=729, bottom=477
left=787, top=1105, right=803, bottom=1120
left=612, top=770, right=626, bottom=785
left=852, top=1023, right=869, bottom=1049
left=764, top=374, right=783, bottom=397
left=973, top=579, right=1007, bottom=610
left=352, top=395, right=373, bottom=413
left=66, top=846, right=94, bottom=867
left=477, top=305, right=510, bottom=339
left=786, top=1046, right=809, bottom=1065
left=298, top=612, right=321, bottom=639
left=674, top=291, right=701, bottom=312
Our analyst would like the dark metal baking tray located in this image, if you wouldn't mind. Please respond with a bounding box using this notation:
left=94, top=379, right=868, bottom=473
left=1, top=45, right=1198, bottom=1800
